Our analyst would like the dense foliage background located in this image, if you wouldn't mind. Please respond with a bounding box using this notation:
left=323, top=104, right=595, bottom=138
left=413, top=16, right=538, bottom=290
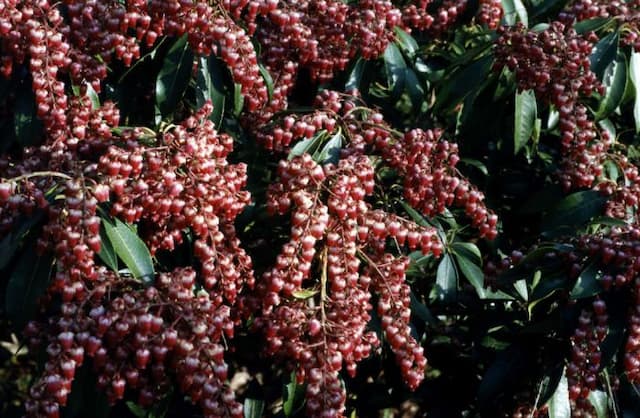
left=3, top=0, right=640, bottom=417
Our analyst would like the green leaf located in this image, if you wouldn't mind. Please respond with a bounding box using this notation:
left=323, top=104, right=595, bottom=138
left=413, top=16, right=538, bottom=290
left=233, top=83, right=245, bottom=116
left=196, top=56, right=226, bottom=128
left=288, top=132, right=326, bottom=160
left=14, top=81, right=43, bottom=146
left=5, top=250, right=53, bottom=329
left=501, top=0, right=529, bottom=27
left=434, top=253, right=457, bottom=303
left=410, top=291, right=437, bottom=325
left=451, top=242, right=481, bottom=265
left=542, top=190, right=606, bottom=236
left=85, top=83, right=101, bottom=110
left=383, top=43, right=407, bottom=99
left=155, top=35, right=194, bottom=119
left=452, top=251, right=486, bottom=299
left=598, top=118, right=616, bottom=141
left=394, top=27, right=418, bottom=57
left=590, top=31, right=619, bottom=81
left=514, top=89, right=537, bottom=154
left=0, top=214, right=43, bottom=270
left=588, top=390, right=609, bottom=418
left=313, top=131, right=342, bottom=165
left=258, top=64, right=274, bottom=101
left=346, top=58, right=366, bottom=91
left=102, top=217, right=154, bottom=284
left=588, top=216, right=627, bottom=227
left=596, top=52, right=627, bottom=120
left=630, top=51, right=640, bottom=133
left=547, top=370, right=570, bottom=418
left=283, top=372, right=305, bottom=417
left=405, top=68, right=425, bottom=111
left=575, top=17, right=612, bottom=35
left=460, top=158, right=488, bottom=176
left=514, top=279, right=528, bottom=302
left=291, top=289, right=318, bottom=299
left=570, top=262, right=602, bottom=299
left=435, top=54, right=494, bottom=112
left=244, top=399, right=265, bottom=418
left=98, top=222, right=119, bottom=272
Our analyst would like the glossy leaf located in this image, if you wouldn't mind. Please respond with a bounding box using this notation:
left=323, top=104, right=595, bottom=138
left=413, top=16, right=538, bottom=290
left=14, top=81, right=43, bottom=146
left=394, top=27, right=418, bottom=57
left=102, top=217, right=154, bottom=284
left=630, top=51, right=640, bottom=133
left=5, top=250, right=53, bottom=329
left=570, top=262, right=602, bottom=299
left=547, top=370, right=570, bottom=418
left=155, top=35, right=194, bottom=119
left=244, top=399, right=265, bottom=418
left=596, top=52, right=627, bottom=120
left=196, top=56, right=226, bottom=128
left=452, top=251, right=486, bottom=299
left=313, top=131, right=342, bottom=165
left=514, top=89, right=537, bottom=154
left=434, top=253, right=457, bottom=302
left=541, top=190, right=606, bottom=236
left=501, top=0, right=529, bottom=27
left=590, top=31, right=619, bottom=81
left=98, top=223, right=118, bottom=272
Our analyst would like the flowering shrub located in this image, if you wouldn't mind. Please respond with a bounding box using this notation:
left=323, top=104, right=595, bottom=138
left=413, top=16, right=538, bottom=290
left=3, top=0, right=640, bottom=417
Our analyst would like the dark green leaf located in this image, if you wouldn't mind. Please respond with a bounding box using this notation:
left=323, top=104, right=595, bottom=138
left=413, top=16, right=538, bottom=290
left=478, top=345, right=527, bottom=406
left=575, top=17, right=612, bottom=35
left=452, top=251, right=486, bottom=299
left=405, top=68, right=425, bottom=111
left=0, top=214, right=43, bottom=269
left=313, top=131, right=342, bottom=165
left=14, top=81, right=43, bottom=146
left=98, top=222, right=119, bottom=272
left=630, top=51, right=640, bottom=133
left=570, top=262, right=602, bottom=299
left=514, top=89, right=537, bottom=154
left=346, top=58, right=366, bottom=91
left=501, top=0, right=529, bottom=27
left=542, top=190, right=606, bottom=236
left=547, top=371, right=570, bottom=418
left=435, top=54, right=494, bottom=112
left=590, top=31, right=619, bottom=81
left=288, top=132, right=326, bottom=160
left=451, top=242, right=481, bottom=265
left=244, top=398, right=265, bottom=418
left=283, top=372, right=305, bottom=416
left=589, top=216, right=627, bottom=227
left=460, top=158, right=488, bottom=175
left=196, top=56, right=226, bottom=128
left=5, top=250, right=53, bottom=329
left=410, top=291, right=437, bottom=325
left=102, top=217, right=154, bottom=284
left=596, top=52, right=627, bottom=119
left=434, top=253, right=457, bottom=302
left=394, top=27, right=418, bottom=57
left=383, top=43, right=407, bottom=99
left=155, top=35, right=194, bottom=119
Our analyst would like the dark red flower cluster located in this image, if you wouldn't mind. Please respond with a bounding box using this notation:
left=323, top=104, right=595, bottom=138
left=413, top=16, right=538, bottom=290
left=494, top=22, right=609, bottom=190
left=24, top=268, right=242, bottom=418
left=476, top=0, right=503, bottom=30
left=567, top=302, right=607, bottom=415
left=561, top=0, right=640, bottom=50
left=249, top=153, right=438, bottom=417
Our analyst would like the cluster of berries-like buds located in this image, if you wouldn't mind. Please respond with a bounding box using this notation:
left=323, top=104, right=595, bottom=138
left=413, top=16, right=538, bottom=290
left=560, top=0, right=640, bottom=50
left=477, top=0, right=503, bottom=30
left=494, top=22, right=609, bottom=190
left=248, top=153, right=439, bottom=417
left=567, top=301, right=608, bottom=416
left=24, top=268, right=242, bottom=418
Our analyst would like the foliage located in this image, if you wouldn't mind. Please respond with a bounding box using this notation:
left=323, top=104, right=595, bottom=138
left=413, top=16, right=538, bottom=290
left=3, top=0, right=640, bottom=417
